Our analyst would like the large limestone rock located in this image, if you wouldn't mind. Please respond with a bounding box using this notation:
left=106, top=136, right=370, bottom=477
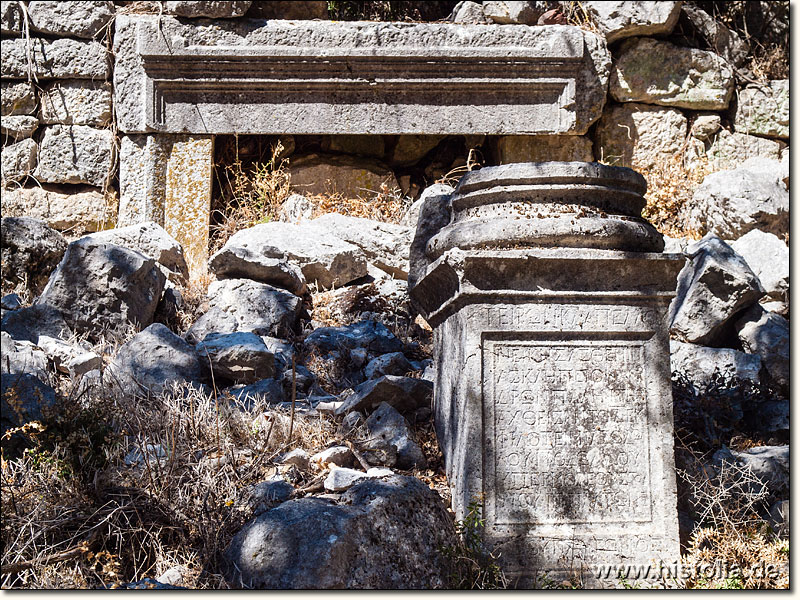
left=734, top=80, right=789, bottom=140
left=400, top=183, right=453, bottom=228
left=1, top=332, right=49, bottom=379
left=730, top=229, right=788, bottom=302
left=334, top=375, right=433, bottom=417
left=1, top=217, right=67, bottom=297
left=195, top=332, right=275, bottom=384
left=186, top=279, right=302, bottom=343
left=27, top=1, right=115, bottom=39
left=482, top=1, right=547, bottom=24
left=81, top=222, right=189, bottom=283
left=35, top=238, right=166, bottom=340
left=225, top=475, right=457, bottom=589
left=727, top=445, right=789, bottom=497
left=0, top=304, right=71, bottom=343
left=363, top=402, right=427, bottom=470
left=0, top=185, right=113, bottom=233
left=685, top=161, right=788, bottom=240
left=669, top=235, right=764, bottom=346
left=681, top=4, right=749, bottom=68
left=39, top=81, right=113, bottom=127
left=35, top=125, right=114, bottom=187
left=1, top=37, right=109, bottom=79
left=584, top=1, right=682, bottom=43
left=304, top=320, right=403, bottom=357
left=593, top=102, right=687, bottom=169
left=686, top=129, right=783, bottom=171
left=163, top=1, right=252, bottom=18
left=736, top=305, right=789, bottom=396
left=610, top=37, right=734, bottom=109
left=1, top=81, right=37, bottom=116
left=289, top=154, right=398, bottom=199
left=1, top=138, right=38, bottom=185
left=670, top=340, right=762, bottom=389
left=209, top=239, right=307, bottom=296
left=1, top=115, right=38, bottom=141
left=109, top=323, right=207, bottom=396
left=497, top=135, right=593, bottom=163
left=310, top=213, right=412, bottom=280
left=211, top=222, right=367, bottom=291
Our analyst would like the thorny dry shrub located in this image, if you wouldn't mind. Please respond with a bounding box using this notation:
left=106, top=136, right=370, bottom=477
left=1, top=370, right=340, bottom=588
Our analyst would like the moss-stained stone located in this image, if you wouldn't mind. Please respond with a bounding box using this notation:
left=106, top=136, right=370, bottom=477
left=610, top=37, right=734, bottom=110
left=118, top=135, right=168, bottom=226
left=734, top=80, right=789, bottom=140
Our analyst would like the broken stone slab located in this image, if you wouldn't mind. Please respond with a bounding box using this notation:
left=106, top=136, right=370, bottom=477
left=334, top=375, right=433, bottom=417
left=669, top=340, right=762, bottom=390
left=114, top=16, right=610, bottom=135
left=1, top=0, right=24, bottom=34
left=81, top=222, right=190, bottom=284
left=212, top=221, right=366, bottom=291
left=736, top=305, right=789, bottom=397
left=1, top=81, right=37, bottom=116
left=610, top=37, right=734, bottom=110
left=363, top=352, right=415, bottom=380
left=311, top=446, right=354, bottom=469
left=734, top=80, right=789, bottom=140
left=1, top=372, right=58, bottom=443
left=163, top=1, right=252, bottom=18
left=35, top=238, right=166, bottom=341
left=401, top=183, right=453, bottom=228
left=584, top=1, right=682, bottom=44
left=278, top=448, right=311, bottom=471
left=690, top=113, right=721, bottom=140
left=686, top=129, right=783, bottom=172
left=39, top=80, right=113, bottom=127
left=364, top=402, right=427, bottom=470
left=108, top=323, right=208, bottom=397
left=730, top=229, right=788, bottom=302
left=450, top=1, right=492, bottom=24
left=0, top=303, right=72, bottom=344
left=669, top=234, right=764, bottom=346
left=496, top=135, right=593, bottom=164
left=1, top=138, right=38, bottom=185
left=1, top=332, right=49, bottom=380
left=310, top=213, right=412, bottom=280
left=725, top=445, right=789, bottom=497
left=1, top=37, right=109, bottom=79
left=482, top=1, right=548, bottom=24
left=1, top=115, right=39, bottom=141
left=226, top=475, right=456, bottom=589
left=0, top=185, right=114, bottom=233
left=27, top=1, right=115, bottom=39
left=685, top=161, right=788, bottom=240
left=36, top=335, right=102, bottom=378
left=196, top=331, right=275, bottom=384
left=304, top=320, right=404, bottom=357
left=595, top=102, right=687, bottom=169
left=186, top=278, right=302, bottom=343
left=1, top=216, right=67, bottom=297
left=35, top=125, right=114, bottom=187
left=209, top=248, right=306, bottom=296
left=289, top=154, right=398, bottom=199
left=681, top=4, right=749, bottom=68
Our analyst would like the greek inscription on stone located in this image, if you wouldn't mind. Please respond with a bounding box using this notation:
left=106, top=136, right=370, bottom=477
left=484, top=340, right=651, bottom=526
left=469, top=305, right=658, bottom=332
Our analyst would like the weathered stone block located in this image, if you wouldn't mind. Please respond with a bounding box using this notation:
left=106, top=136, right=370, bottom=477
left=497, top=135, right=593, bottom=163
left=730, top=229, right=788, bottom=302
left=114, top=16, right=610, bottom=135
left=686, top=129, right=783, bottom=171
left=1, top=81, right=37, bottom=116
left=163, top=1, right=252, bottom=18
left=0, top=185, right=114, bottom=232
left=36, top=125, right=114, bottom=187
left=482, top=1, right=547, bottom=24
left=593, top=102, right=687, bottom=169
left=1, top=0, right=23, bottom=34
left=584, top=1, right=682, bottom=43
left=27, top=1, right=114, bottom=39
left=734, top=80, right=789, bottom=140
left=610, top=37, right=734, bottom=110
left=409, top=163, right=681, bottom=587
left=1, top=37, right=109, bottom=80
left=289, top=154, right=398, bottom=198
left=39, top=81, right=113, bottom=126
left=1, top=115, right=38, bottom=141
left=247, top=1, right=328, bottom=19
left=1, top=138, right=38, bottom=186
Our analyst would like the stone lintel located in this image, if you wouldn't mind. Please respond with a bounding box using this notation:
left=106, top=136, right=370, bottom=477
left=114, top=16, right=610, bottom=135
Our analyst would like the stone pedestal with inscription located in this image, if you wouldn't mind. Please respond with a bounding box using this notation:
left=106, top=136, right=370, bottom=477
left=409, top=162, right=684, bottom=587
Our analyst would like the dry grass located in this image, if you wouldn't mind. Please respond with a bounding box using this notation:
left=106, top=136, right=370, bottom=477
left=305, top=185, right=409, bottom=224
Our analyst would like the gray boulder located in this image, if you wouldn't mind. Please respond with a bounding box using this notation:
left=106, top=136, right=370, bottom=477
left=734, top=80, right=789, bottom=140
left=27, top=1, right=115, bottom=39
left=669, top=235, right=764, bottom=346
left=186, top=278, right=302, bottom=343
left=686, top=161, right=788, bottom=240
left=1, top=303, right=71, bottom=343
left=335, top=375, right=433, bottom=417
left=323, top=466, right=394, bottom=492
left=610, top=37, right=734, bottom=110
left=277, top=194, right=313, bottom=225
left=37, top=335, right=101, bottom=378
left=730, top=229, right=788, bottom=302
left=681, top=4, right=749, bottom=68
left=35, top=238, right=166, bottom=341
left=730, top=445, right=789, bottom=497
left=1, top=217, right=67, bottom=297
left=1, top=372, right=58, bottom=442
left=364, top=402, right=427, bottom=470
left=164, top=1, right=252, bottom=17
left=81, top=222, right=189, bottom=283
left=108, top=323, right=207, bottom=396
left=209, top=249, right=306, bottom=296
left=401, top=183, right=454, bottom=228
left=261, top=336, right=295, bottom=372
left=248, top=477, right=295, bottom=516
left=1, top=332, right=48, bottom=379
left=196, top=332, right=275, bottom=384
left=304, top=320, right=403, bottom=357
left=450, top=1, right=492, bottom=24
left=225, top=475, right=457, bottom=589
left=311, top=446, right=354, bottom=469
left=584, top=1, right=681, bottom=43
left=363, top=352, right=415, bottom=380
left=227, top=378, right=286, bottom=409
left=210, top=221, right=365, bottom=291
left=736, top=305, right=789, bottom=396
left=670, top=340, right=762, bottom=389
left=482, top=1, right=547, bottom=24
